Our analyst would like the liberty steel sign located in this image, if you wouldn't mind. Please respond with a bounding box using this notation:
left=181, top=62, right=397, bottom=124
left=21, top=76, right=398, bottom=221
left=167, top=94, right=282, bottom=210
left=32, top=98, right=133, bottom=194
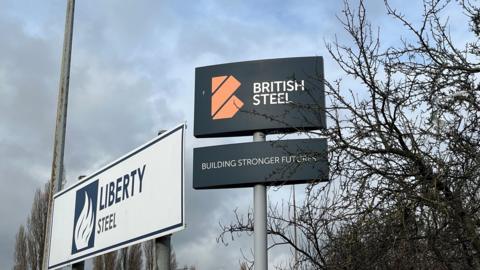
left=48, top=124, right=185, bottom=269
left=193, top=138, right=328, bottom=189
left=194, top=57, right=326, bottom=138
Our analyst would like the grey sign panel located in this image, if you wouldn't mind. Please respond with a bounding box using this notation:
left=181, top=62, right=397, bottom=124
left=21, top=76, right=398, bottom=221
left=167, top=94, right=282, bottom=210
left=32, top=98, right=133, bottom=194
left=193, top=139, right=328, bottom=189
left=194, top=57, right=326, bottom=138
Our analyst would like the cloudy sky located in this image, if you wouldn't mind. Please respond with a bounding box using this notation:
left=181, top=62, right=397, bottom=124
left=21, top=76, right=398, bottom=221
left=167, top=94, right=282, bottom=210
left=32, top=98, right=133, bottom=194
left=1, top=0, right=467, bottom=268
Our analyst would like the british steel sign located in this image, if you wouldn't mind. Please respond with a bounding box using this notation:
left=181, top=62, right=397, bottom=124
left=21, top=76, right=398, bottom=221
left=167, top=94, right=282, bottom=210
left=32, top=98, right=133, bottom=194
left=48, top=125, right=185, bottom=269
left=194, top=57, right=326, bottom=138
left=193, top=138, right=328, bottom=189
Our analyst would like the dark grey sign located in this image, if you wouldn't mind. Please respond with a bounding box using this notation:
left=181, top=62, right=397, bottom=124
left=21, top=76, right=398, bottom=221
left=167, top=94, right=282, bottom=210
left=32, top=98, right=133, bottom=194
left=194, top=57, right=326, bottom=138
left=193, top=139, right=328, bottom=189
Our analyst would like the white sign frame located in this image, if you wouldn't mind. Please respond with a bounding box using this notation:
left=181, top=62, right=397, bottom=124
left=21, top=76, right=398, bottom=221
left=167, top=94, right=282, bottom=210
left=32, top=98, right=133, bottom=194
left=48, top=124, right=185, bottom=269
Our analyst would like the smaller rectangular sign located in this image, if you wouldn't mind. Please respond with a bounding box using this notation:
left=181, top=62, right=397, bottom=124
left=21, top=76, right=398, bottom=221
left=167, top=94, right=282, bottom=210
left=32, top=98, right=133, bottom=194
left=193, top=139, right=328, bottom=189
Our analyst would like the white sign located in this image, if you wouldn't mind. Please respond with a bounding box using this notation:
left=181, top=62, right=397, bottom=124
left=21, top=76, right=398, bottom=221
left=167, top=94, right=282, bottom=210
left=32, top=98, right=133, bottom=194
left=48, top=124, right=185, bottom=269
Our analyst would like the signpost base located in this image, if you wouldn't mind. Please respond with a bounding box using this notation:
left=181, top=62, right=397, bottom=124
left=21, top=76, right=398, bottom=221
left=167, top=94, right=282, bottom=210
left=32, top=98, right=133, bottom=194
left=253, top=132, right=267, bottom=270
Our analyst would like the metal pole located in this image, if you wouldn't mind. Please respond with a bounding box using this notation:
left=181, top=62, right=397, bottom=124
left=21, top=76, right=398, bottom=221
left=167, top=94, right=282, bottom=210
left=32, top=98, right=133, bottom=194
left=155, top=129, right=171, bottom=270
left=42, top=1, right=75, bottom=269
left=253, top=132, right=267, bottom=270
left=156, top=235, right=171, bottom=270
left=292, top=185, right=298, bottom=270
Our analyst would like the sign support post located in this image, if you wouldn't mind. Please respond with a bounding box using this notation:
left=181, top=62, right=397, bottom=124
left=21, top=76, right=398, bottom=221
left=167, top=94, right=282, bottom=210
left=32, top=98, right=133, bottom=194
left=155, top=235, right=171, bottom=270
left=292, top=185, right=298, bottom=270
left=253, top=132, right=267, bottom=270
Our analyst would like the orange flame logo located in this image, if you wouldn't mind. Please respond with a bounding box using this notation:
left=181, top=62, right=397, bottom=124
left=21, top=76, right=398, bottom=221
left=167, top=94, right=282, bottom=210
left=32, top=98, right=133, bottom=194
left=211, top=75, right=243, bottom=120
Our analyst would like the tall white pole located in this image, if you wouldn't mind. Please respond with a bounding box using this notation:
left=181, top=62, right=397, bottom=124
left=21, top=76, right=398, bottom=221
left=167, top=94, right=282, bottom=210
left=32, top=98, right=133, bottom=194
left=42, top=1, right=75, bottom=269
left=253, top=132, right=267, bottom=270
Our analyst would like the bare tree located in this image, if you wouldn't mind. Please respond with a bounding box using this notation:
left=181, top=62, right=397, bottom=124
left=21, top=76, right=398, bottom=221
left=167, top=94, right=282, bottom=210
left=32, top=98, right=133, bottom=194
left=92, top=255, right=104, bottom=270
left=220, top=0, right=480, bottom=269
left=12, top=183, right=50, bottom=270
left=127, top=244, right=143, bottom=270
left=170, top=250, right=178, bottom=270
left=92, top=251, right=117, bottom=270
left=13, top=225, right=28, bottom=270
left=143, top=240, right=155, bottom=270
left=103, top=251, right=117, bottom=270
left=26, top=183, right=50, bottom=270
left=117, top=248, right=128, bottom=270
left=116, top=244, right=143, bottom=270
left=239, top=262, right=251, bottom=270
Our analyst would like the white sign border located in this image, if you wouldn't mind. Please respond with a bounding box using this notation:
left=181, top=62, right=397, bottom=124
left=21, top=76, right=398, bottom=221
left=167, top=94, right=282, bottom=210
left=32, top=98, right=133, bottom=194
left=48, top=123, right=185, bottom=269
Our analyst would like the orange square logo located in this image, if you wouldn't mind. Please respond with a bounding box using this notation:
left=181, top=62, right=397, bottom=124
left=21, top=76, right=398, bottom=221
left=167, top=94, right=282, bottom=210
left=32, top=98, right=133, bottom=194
left=211, top=75, right=244, bottom=120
